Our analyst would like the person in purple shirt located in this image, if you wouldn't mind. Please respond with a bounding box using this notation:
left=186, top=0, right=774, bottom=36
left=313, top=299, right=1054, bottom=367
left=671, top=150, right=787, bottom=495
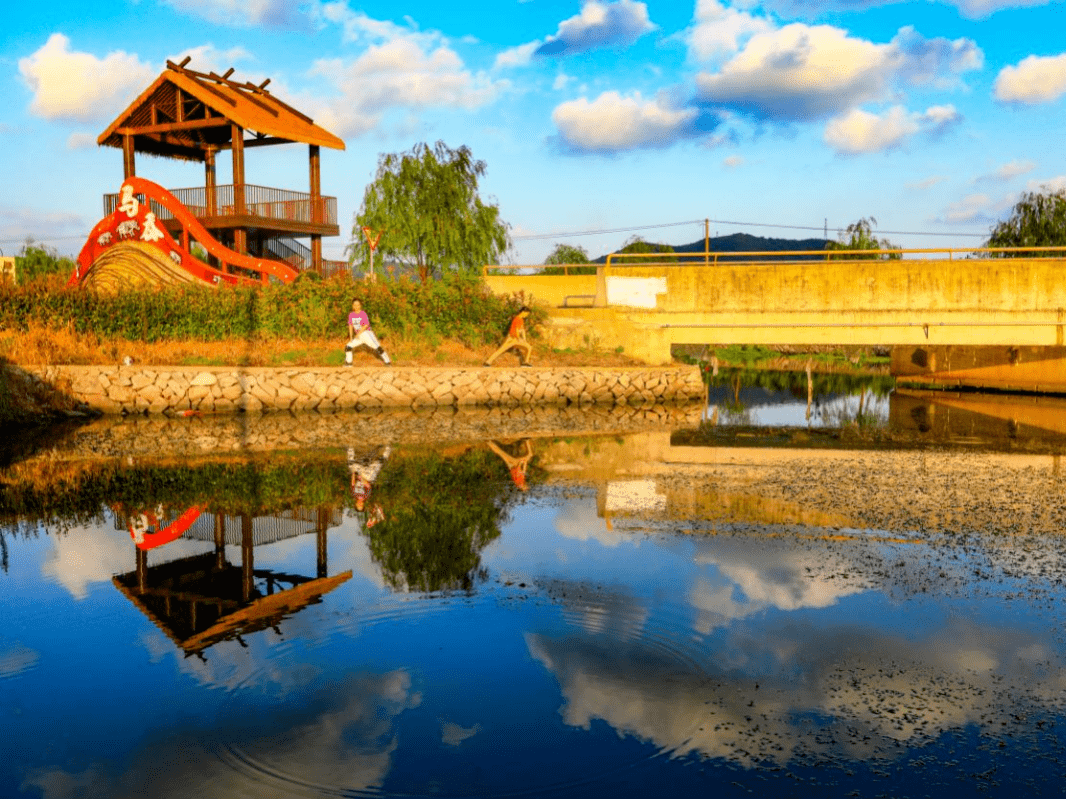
left=344, top=298, right=392, bottom=365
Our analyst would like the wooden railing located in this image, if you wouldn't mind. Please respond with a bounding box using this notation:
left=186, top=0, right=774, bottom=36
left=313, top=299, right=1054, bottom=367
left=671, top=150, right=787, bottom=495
left=104, top=184, right=338, bottom=227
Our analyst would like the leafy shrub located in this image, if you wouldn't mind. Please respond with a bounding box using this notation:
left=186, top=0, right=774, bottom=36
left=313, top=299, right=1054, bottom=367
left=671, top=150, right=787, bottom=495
left=0, top=271, right=533, bottom=348
left=13, top=243, right=76, bottom=284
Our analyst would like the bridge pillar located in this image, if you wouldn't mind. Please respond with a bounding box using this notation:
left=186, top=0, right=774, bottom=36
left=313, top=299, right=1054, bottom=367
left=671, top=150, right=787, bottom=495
left=892, top=345, right=1066, bottom=394
left=544, top=308, right=673, bottom=365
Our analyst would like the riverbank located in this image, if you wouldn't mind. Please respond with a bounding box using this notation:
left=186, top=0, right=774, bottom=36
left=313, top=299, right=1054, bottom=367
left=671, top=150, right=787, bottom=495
left=6, top=363, right=706, bottom=417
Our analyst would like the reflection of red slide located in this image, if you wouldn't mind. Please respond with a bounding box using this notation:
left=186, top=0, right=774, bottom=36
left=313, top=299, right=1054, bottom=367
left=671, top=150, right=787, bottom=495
left=71, top=177, right=298, bottom=287
left=128, top=506, right=205, bottom=550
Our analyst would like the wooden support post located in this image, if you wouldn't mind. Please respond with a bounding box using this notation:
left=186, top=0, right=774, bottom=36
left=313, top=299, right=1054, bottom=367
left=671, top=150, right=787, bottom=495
left=317, top=507, right=329, bottom=579
left=205, top=149, right=217, bottom=216
left=311, top=235, right=322, bottom=275
left=309, top=144, right=322, bottom=274
left=122, top=134, right=136, bottom=179
left=136, top=546, right=148, bottom=592
left=214, top=513, right=226, bottom=570
left=232, top=124, right=246, bottom=254
left=241, top=513, right=253, bottom=602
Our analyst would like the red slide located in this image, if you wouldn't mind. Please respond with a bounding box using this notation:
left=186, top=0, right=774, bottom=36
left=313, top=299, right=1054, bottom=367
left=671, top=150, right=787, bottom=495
left=127, top=505, right=206, bottom=551
left=71, top=177, right=299, bottom=287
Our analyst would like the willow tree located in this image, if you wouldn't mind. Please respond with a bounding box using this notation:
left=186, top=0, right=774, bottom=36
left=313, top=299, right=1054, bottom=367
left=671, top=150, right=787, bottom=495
left=986, top=189, right=1066, bottom=255
left=351, top=141, right=511, bottom=282
left=543, top=243, right=594, bottom=275
left=825, top=217, right=901, bottom=260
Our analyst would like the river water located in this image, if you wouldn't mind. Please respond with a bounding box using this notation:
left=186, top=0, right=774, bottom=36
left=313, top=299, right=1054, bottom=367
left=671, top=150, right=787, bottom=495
left=2, top=370, right=1066, bottom=797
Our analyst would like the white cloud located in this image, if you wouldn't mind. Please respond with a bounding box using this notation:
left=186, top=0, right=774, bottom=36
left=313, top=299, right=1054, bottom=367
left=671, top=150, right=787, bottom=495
left=975, top=159, right=1036, bottom=182
left=0, top=203, right=87, bottom=248
left=951, top=0, right=1051, bottom=17
left=943, top=192, right=995, bottom=223
left=161, top=0, right=310, bottom=28
left=687, top=0, right=772, bottom=61
left=536, top=0, right=656, bottom=57
left=553, top=73, right=574, bottom=91
left=18, top=33, right=157, bottom=123
left=320, top=3, right=435, bottom=47
left=695, top=24, right=981, bottom=122
left=907, top=175, right=948, bottom=190
left=723, top=154, right=744, bottom=168
left=1026, top=175, right=1066, bottom=193
left=494, top=41, right=540, bottom=70
left=310, top=38, right=503, bottom=138
left=891, top=26, right=983, bottom=86
left=66, top=132, right=97, bottom=150
left=824, top=103, right=960, bottom=155
left=441, top=721, right=481, bottom=746
left=168, top=44, right=254, bottom=76
left=527, top=616, right=1066, bottom=770
left=554, top=502, right=629, bottom=547
left=0, top=644, right=39, bottom=679
left=994, top=52, right=1066, bottom=104
left=757, top=0, right=1047, bottom=20
left=552, top=91, right=701, bottom=152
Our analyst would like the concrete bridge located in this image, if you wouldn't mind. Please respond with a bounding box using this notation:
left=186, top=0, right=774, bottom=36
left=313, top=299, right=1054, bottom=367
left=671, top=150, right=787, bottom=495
left=485, top=247, right=1066, bottom=393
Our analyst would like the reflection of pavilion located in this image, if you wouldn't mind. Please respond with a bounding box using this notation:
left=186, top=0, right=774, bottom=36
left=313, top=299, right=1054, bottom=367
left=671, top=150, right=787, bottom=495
left=112, top=508, right=351, bottom=656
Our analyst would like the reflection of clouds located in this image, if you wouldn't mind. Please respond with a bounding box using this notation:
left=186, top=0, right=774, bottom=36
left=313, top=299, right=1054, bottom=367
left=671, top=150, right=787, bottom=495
left=0, top=643, right=39, bottom=678
left=42, top=521, right=215, bottom=600
left=687, top=536, right=876, bottom=632
left=553, top=500, right=629, bottom=548
left=528, top=618, right=1066, bottom=769
left=332, top=519, right=386, bottom=588
left=141, top=629, right=320, bottom=694
left=441, top=720, right=481, bottom=746
left=23, top=669, right=420, bottom=797
left=541, top=579, right=649, bottom=637
left=41, top=523, right=131, bottom=600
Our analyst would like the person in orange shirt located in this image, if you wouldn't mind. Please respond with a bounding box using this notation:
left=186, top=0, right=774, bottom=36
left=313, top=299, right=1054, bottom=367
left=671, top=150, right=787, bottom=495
left=487, top=439, right=533, bottom=491
left=484, top=306, right=532, bottom=367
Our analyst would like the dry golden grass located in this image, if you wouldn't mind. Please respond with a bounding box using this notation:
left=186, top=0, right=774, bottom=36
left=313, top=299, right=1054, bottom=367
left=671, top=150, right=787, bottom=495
left=0, top=321, right=644, bottom=368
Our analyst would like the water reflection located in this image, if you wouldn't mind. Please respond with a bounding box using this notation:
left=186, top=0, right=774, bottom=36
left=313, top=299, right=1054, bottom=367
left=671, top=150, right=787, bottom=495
left=3, top=401, right=1066, bottom=796
left=705, top=367, right=894, bottom=429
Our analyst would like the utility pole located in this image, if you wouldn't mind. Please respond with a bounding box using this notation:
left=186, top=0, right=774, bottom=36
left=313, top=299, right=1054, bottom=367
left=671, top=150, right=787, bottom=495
left=705, top=218, right=710, bottom=264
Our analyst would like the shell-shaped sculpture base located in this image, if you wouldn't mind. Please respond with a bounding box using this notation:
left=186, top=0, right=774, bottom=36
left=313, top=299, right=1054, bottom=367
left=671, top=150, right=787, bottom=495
left=80, top=241, right=212, bottom=293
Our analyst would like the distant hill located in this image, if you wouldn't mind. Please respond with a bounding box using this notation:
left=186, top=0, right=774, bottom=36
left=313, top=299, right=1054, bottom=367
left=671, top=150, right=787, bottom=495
left=593, top=232, right=831, bottom=263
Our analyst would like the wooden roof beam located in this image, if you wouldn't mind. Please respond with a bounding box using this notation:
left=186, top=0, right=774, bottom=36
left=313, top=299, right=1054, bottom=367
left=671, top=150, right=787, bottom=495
left=129, top=137, right=210, bottom=161
left=243, top=135, right=294, bottom=148
left=116, top=118, right=231, bottom=136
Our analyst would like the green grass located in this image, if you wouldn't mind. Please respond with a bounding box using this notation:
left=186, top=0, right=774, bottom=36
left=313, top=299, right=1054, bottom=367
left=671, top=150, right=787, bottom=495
left=180, top=355, right=225, bottom=366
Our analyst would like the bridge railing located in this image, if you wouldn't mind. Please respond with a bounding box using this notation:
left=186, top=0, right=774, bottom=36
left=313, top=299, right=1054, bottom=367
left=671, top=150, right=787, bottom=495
left=484, top=245, right=1066, bottom=273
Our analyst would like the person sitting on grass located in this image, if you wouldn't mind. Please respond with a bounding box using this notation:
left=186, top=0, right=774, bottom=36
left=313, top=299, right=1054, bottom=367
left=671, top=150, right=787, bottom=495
left=345, top=298, right=391, bottom=365
left=484, top=306, right=532, bottom=367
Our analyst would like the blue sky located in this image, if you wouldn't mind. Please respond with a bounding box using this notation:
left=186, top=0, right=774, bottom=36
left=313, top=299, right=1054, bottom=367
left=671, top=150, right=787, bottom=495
left=2, top=0, right=1066, bottom=264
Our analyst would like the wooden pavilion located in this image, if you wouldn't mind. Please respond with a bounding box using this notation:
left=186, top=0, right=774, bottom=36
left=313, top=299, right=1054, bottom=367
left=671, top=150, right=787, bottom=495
left=112, top=507, right=351, bottom=657
left=96, top=58, right=347, bottom=275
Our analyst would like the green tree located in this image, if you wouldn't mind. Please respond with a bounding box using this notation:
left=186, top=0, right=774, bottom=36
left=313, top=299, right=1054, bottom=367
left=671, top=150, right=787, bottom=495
left=613, top=236, right=677, bottom=264
left=986, top=188, right=1066, bottom=255
left=14, top=241, right=76, bottom=284
left=350, top=141, right=511, bottom=283
left=825, top=217, right=901, bottom=260
left=543, top=243, right=594, bottom=275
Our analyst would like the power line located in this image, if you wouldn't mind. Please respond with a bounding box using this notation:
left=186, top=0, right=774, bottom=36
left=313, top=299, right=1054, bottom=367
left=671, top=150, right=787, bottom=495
left=513, top=220, right=703, bottom=241
left=708, top=218, right=988, bottom=238
left=512, top=217, right=989, bottom=241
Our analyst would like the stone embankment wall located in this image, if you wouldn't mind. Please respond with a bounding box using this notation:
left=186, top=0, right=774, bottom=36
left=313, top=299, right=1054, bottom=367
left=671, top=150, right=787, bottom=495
left=41, top=404, right=705, bottom=462
left=14, top=364, right=705, bottom=416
